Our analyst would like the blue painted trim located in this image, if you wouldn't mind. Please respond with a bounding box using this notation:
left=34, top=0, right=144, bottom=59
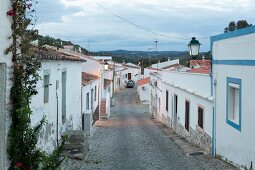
left=211, top=25, right=255, bottom=44
left=213, top=60, right=255, bottom=66
left=212, top=107, right=215, bottom=157
left=226, top=77, right=242, bottom=131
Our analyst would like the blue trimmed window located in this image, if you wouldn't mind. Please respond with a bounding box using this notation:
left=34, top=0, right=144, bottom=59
left=226, top=77, right=241, bottom=131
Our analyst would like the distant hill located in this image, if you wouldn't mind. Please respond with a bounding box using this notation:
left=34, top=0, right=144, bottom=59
left=97, top=50, right=189, bottom=58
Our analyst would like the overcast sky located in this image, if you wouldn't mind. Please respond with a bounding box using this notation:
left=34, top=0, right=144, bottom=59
left=36, top=0, right=255, bottom=52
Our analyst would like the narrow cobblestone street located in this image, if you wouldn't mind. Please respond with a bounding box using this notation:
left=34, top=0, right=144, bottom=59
left=62, top=88, right=235, bottom=170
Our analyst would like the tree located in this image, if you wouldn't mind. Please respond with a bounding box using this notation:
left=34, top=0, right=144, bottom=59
left=224, top=20, right=252, bottom=33
left=236, top=20, right=252, bottom=30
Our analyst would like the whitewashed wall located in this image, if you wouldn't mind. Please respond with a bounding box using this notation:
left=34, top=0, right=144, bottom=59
left=213, top=29, right=255, bottom=168
left=120, top=67, right=141, bottom=88
left=162, top=71, right=211, bottom=96
left=151, top=59, right=179, bottom=69
left=137, top=84, right=151, bottom=104
left=81, top=57, right=101, bottom=77
left=30, top=60, right=82, bottom=153
left=82, top=79, right=100, bottom=115
left=162, top=80, right=213, bottom=136
left=0, top=0, right=12, bottom=168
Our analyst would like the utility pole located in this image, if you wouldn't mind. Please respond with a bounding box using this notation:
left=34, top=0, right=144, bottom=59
left=154, top=40, right=158, bottom=52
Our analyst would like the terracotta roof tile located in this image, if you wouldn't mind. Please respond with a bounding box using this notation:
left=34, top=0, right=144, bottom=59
left=187, top=67, right=210, bottom=74
left=82, top=72, right=100, bottom=86
left=34, top=48, right=86, bottom=62
left=137, top=77, right=150, bottom=86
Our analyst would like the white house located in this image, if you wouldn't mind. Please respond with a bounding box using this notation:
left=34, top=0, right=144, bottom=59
left=137, top=77, right=150, bottom=104
left=148, top=57, right=214, bottom=153
left=31, top=48, right=86, bottom=153
left=161, top=70, right=213, bottom=153
left=81, top=72, right=100, bottom=136
left=120, top=63, right=141, bottom=88
left=0, top=0, right=12, bottom=168
left=212, top=26, right=255, bottom=169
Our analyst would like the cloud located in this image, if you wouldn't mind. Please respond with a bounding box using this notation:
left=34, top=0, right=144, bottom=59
left=36, top=0, right=255, bottom=51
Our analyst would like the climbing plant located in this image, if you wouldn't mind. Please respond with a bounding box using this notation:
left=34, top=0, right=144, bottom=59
left=6, top=0, right=66, bottom=169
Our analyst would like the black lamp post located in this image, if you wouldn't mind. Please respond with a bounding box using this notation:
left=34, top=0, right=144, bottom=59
left=104, top=60, right=109, bottom=70
left=188, top=37, right=201, bottom=59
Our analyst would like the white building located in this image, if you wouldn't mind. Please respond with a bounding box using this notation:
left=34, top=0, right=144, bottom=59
left=212, top=26, right=255, bottom=168
left=81, top=72, right=100, bottom=135
left=148, top=58, right=214, bottom=153
left=120, top=63, right=141, bottom=88
left=0, top=0, right=12, bottom=168
left=137, top=77, right=150, bottom=104
left=161, top=70, right=213, bottom=153
left=31, top=48, right=86, bottom=153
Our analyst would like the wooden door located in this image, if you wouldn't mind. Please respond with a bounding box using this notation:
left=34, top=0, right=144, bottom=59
left=128, top=73, right=131, bottom=80
left=185, top=100, right=190, bottom=131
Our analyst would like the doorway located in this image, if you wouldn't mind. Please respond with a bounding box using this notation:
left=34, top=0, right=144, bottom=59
left=128, top=73, right=131, bottom=80
left=185, top=100, right=190, bottom=131
left=173, top=95, right=178, bottom=129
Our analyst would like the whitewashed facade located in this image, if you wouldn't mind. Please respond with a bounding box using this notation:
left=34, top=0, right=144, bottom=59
left=212, top=26, right=255, bottom=169
left=30, top=51, right=85, bottom=153
left=148, top=56, right=214, bottom=152
left=161, top=70, right=213, bottom=152
left=137, top=78, right=151, bottom=104
left=0, top=0, right=12, bottom=168
left=120, top=65, right=141, bottom=88
left=81, top=73, right=100, bottom=136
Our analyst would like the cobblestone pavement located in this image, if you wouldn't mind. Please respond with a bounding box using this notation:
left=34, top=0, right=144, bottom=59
left=62, top=88, right=236, bottom=170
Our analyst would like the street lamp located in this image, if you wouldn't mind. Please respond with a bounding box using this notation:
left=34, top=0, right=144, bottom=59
left=188, top=37, right=201, bottom=59
left=104, top=60, right=109, bottom=70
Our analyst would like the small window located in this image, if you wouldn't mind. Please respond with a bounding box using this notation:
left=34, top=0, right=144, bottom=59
left=226, top=77, right=241, bottom=131
left=125, top=74, right=127, bottom=78
left=166, top=90, right=169, bottom=111
left=86, top=92, right=89, bottom=110
left=198, top=106, right=204, bottom=129
left=44, top=74, right=50, bottom=103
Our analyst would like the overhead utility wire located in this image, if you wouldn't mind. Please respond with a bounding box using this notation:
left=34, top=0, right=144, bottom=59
left=94, top=0, right=210, bottom=41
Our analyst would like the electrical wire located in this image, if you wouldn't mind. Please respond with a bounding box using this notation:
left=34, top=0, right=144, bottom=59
left=94, top=0, right=210, bottom=41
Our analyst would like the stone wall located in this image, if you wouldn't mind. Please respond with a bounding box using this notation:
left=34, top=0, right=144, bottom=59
left=190, top=125, right=212, bottom=153
left=162, top=114, right=172, bottom=129
left=176, top=122, right=212, bottom=153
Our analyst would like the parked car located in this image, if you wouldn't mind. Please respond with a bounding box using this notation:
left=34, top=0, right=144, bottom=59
left=126, top=80, right=135, bottom=88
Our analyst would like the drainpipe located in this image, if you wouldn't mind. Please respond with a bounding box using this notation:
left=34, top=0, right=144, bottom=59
left=56, top=81, right=59, bottom=147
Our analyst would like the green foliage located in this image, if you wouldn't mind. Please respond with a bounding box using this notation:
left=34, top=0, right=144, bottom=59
left=38, top=35, right=90, bottom=55
left=6, top=0, right=67, bottom=169
left=224, top=20, right=252, bottom=33
left=41, top=136, right=68, bottom=170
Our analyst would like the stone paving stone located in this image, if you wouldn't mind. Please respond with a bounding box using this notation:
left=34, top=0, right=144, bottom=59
left=62, top=88, right=236, bottom=170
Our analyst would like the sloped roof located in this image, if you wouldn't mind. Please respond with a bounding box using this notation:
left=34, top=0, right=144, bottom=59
left=34, top=47, right=86, bottom=62
left=188, top=60, right=211, bottom=74
left=190, top=60, right=210, bottom=66
left=82, top=72, right=100, bottom=86
left=137, top=77, right=150, bottom=86
left=187, top=67, right=210, bottom=74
